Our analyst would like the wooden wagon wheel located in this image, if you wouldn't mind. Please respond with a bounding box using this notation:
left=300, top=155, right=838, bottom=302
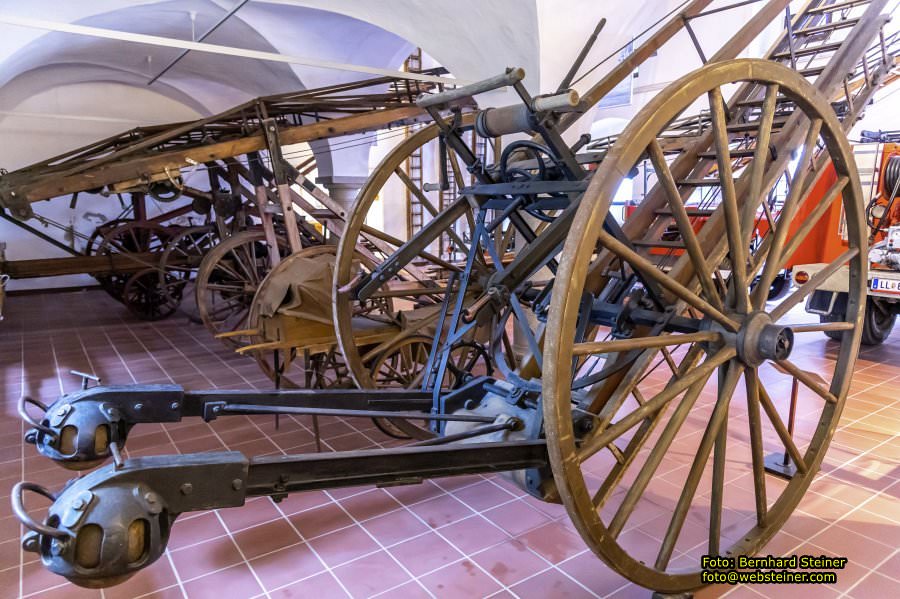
left=157, top=225, right=218, bottom=305
left=94, top=220, right=172, bottom=302
left=195, top=230, right=288, bottom=347
left=334, top=113, right=497, bottom=388
left=543, top=59, right=864, bottom=593
left=121, top=268, right=181, bottom=321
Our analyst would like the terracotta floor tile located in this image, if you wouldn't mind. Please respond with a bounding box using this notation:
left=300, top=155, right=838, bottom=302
left=307, top=524, right=380, bottom=568
left=517, top=521, right=587, bottom=564
left=268, top=571, right=349, bottom=599
left=170, top=535, right=243, bottom=580
left=509, top=567, right=592, bottom=598
left=418, top=559, right=502, bottom=598
left=362, top=507, right=431, bottom=547
left=371, top=580, right=433, bottom=599
left=248, top=541, right=324, bottom=590
left=181, top=563, right=263, bottom=599
left=339, top=488, right=402, bottom=522
left=289, top=501, right=354, bottom=540
left=167, top=511, right=226, bottom=550
left=471, top=539, right=548, bottom=586
left=388, top=530, right=464, bottom=576
left=332, top=549, right=411, bottom=597
left=232, top=518, right=301, bottom=559
left=437, top=514, right=511, bottom=555
left=217, top=497, right=282, bottom=532
left=559, top=551, right=634, bottom=597
left=483, top=499, right=552, bottom=536
left=847, top=571, right=900, bottom=598
left=407, top=493, right=474, bottom=528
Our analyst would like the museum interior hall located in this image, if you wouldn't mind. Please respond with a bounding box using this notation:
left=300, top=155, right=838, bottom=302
left=0, top=1, right=898, bottom=598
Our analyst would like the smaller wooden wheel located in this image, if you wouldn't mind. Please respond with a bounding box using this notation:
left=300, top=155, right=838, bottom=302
left=367, top=334, right=432, bottom=388
left=158, top=225, right=218, bottom=305
left=94, top=220, right=172, bottom=302
left=122, top=268, right=180, bottom=321
left=195, top=231, right=288, bottom=347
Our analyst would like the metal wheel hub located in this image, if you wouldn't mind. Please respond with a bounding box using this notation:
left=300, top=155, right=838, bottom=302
left=736, top=311, right=794, bottom=367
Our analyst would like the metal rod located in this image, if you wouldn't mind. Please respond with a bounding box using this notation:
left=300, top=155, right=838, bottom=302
left=410, top=421, right=516, bottom=446
left=557, top=18, right=607, bottom=93
left=148, top=0, right=250, bottom=85
left=219, top=403, right=497, bottom=423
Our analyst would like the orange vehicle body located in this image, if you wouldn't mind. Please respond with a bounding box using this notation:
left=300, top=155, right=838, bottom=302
left=623, top=154, right=886, bottom=267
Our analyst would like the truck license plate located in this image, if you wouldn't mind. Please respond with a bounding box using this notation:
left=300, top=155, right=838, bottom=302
left=871, top=277, right=900, bottom=294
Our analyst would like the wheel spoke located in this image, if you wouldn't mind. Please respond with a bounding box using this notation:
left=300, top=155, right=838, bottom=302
left=606, top=374, right=711, bottom=538
left=788, top=322, right=855, bottom=333
left=750, top=119, right=824, bottom=308
left=655, top=359, right=743, bottom=570
left=709, top=87, right=750, bottom=313
left=770, top=247, right=858, bottom=321
left=775, top=176, right=848, bottom=272
left=577, top=347, right=736, bottom=464
left=776, top=359, right=836, bottom=404
left=741, top=84, right=779, bottom=236
left=395, top=167, right=471, bottom=256
left=647, top=140, right=721, bottom=308
left=572, top=330, right=720, bottom=357
left=745, top=368, right=768, bottom=527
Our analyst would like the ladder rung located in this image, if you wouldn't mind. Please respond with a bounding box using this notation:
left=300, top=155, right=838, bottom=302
left=794, top=17, right=860, bottom=36
left=633, top=239, right=687, bottom=249
left=772, top=41, right=845, bottom=60
left=806, top=0, right=869, bottom=14
left=798, top=65, right=826, bottom=77
left=678, top=178, right=734, bottom=186
left=735, top=95, right=792, bottom=108
left=654, top=208, right=716, bottom=217
left=698, top=148, right=759, bottom=159
left=726, top=117, right=789, bottom=133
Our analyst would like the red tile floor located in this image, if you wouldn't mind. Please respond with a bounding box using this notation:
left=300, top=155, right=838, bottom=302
left=0, top=289, right=898, bottom=598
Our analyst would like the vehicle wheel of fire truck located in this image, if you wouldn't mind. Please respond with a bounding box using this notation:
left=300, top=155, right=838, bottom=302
left=196, top=231, right=289, bottom=348
left=767, top=271, right=791, bottom=301
left=823, top=296, right=896, bottom=345
left=543, top=60, right=865, bottom=593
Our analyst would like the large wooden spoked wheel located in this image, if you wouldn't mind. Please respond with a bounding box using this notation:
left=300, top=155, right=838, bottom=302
left=543, top=60, right=865, bottom=593
left=334, top=113, right=498, bottom=389
left=196, top=231, right=288, bottom=347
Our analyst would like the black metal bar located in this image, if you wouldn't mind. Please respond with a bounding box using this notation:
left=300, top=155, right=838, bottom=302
left=148, top=0, right=251, bottom=85
left=557, top=18, right=607, bottom=92
left=217, top=403, right=497, bottom=423
left=0, top=209, right=82, bottom=259
left=181, top=388, right=432, bottom=417
left=245, top=441, right=548, bottom=495
left=411, top=422, right=516, bottom=446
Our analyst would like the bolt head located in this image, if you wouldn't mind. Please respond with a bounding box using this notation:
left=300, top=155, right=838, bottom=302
left=180, top=483, right=193, bottom=495
left=232, top=478, right=243, bottom=491
left=170, top=402, right=180, bottom=410
left=134, top=403, right=144, bottom=411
